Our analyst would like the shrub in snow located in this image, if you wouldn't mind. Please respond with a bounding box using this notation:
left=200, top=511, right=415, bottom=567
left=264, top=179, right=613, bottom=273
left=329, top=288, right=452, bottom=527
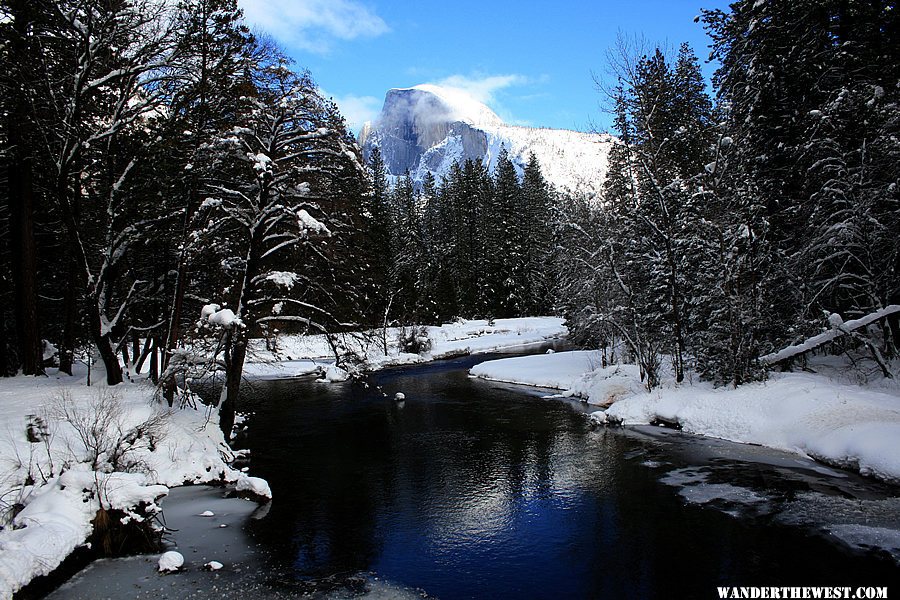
left=54, top=390, right=168, bottom=473
left=92, top=502, right=165, bottom=556
left=333, top=349, right=369, bottom=380
left=397, top=326, right=432, bottom=355
left=158, top=550, right=184, bottom=572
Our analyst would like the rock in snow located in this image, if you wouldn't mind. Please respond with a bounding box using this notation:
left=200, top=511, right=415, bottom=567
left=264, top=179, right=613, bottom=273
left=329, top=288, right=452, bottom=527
left=235, top=475, right=272, bottom=501
left=158, top=551, right=184, bottom=573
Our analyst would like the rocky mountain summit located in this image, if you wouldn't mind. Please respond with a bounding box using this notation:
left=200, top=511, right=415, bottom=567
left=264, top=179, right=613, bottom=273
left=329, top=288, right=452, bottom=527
left=359, top=84, right=613, bottom=194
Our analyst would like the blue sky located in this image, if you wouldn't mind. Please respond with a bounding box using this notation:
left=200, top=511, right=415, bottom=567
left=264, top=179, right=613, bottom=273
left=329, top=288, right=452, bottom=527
left=237, top=0, right=731, bottom=134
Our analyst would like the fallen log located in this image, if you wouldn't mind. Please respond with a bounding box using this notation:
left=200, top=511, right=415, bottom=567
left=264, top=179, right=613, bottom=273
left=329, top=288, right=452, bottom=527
left=760, top=305, right=899, bottom=377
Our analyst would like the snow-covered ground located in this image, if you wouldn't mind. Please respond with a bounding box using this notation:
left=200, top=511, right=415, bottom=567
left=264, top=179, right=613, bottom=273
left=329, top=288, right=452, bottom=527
left=470, top=351, right=900, bottom=484
left=243, top=317, right=567, bottom=380
left=0, top=365, right=267, bottom=599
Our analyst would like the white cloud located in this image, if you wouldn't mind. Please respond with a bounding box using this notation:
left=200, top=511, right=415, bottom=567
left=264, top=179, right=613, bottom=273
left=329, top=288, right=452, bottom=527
left=423, top=73, right=534, bottom=124
left=431, top=73, right=530, bottom=106
left=327, top=92, right=382, bottom=133
left=239, top=0, right=389, bottom=54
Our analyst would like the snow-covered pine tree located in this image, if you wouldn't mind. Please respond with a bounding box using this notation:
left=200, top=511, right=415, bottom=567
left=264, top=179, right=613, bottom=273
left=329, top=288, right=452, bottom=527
left=417, top=170, right=444, bottom=321
left=790, top=2, right=900, bottom=355
left=605, top=47, right=713, bottom=385
left=702, top=0, right=900, bottom=374
left=363, top=146, right=394, bottom=324
left=555, top=86, right=634, bottom=364
left=391, top=172, right=425, bottom=322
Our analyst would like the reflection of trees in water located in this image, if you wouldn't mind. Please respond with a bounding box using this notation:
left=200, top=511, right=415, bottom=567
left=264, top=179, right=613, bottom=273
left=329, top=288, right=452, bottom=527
left=244, top=380, right=392, bottom=577
left=241, top=368, right=900, bottom=597
left=244, top=368, right=597, bottom=576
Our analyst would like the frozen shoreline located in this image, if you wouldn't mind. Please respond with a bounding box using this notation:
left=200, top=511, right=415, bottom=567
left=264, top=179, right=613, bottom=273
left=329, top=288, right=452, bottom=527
left=0, top=365, right=272, bottom=599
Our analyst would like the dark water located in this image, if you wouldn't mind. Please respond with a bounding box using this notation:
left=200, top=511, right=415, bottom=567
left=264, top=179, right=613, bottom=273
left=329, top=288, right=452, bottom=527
left=233, top=351, right=900, bottom=599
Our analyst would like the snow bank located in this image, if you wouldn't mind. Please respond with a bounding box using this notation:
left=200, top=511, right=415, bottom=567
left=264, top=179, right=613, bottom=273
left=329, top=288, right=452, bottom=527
left=235, top=475, right=272, bottom=501
left=601, top=372, right=900, bottom=482
left=470, top=350, right=643, bottom=406
left=0, top=468, right=170, bottom=595
left=425, top=317, right=567, bottom=360
left=470, top=351, right=900, bottom=483
left=470, top=350, right=605, bottom=389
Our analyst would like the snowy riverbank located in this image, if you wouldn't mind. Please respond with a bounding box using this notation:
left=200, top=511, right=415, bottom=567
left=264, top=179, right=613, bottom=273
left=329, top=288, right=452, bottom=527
left=0, top=365, right=269, bottom=599
left=470, top=352, right=900, bottom=483
left=242, top=317, right=568, bottom=379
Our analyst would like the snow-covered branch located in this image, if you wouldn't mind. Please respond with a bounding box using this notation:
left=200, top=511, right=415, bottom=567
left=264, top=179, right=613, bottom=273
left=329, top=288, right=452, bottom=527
left=760, top=306, right=900, bottom=365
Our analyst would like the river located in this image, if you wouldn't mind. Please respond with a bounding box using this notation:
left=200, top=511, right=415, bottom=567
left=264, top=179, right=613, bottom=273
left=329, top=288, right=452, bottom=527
left=51, top=346, right=900, bottom=599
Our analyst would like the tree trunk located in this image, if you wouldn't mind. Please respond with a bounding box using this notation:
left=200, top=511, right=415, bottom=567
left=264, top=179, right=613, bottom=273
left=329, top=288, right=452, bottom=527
left=135, top=335, right=153, bottom=374
left=148, top=337, right=159, bottom=384
left=8, top=157, right=43, bottom=376
left=7, top=0, right=43, bottom=377
left=217, top=211, right=264, bottom=439
left=58, top=263, right=78, bottom=375
left=219, top=332, right=247, bottom=439
left=97, top=335, right=123, bottom=385
left=131, top=331, right=140, bottom=370
left=162, top=260, right=187, bottom=405
left=161, top=176, right=198, bottom=405
left=889, top=285, right=900, bottom=356
left=0, top=295, right=8, bottom=377
left=89, top=308, right=123, bottom=385
left=121, top=342, right=131, bottom=372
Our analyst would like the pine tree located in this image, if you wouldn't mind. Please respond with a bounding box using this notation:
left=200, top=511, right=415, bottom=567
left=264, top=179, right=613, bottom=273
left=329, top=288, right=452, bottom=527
left=701, top=0, right=900, bottom=374
left=366, top=146, right=393, bottom=305
left=489, top=148, right=523, bottom=317
left=521, top=153, right=554, bottom=315
left=0, top=0, right=44, bottom=376
left=391, top=172, right=424, bottom=321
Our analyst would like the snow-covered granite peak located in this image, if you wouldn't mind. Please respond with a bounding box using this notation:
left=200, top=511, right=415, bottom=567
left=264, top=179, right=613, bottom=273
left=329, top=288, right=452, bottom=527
left=359, top=84, right=613, bottom=194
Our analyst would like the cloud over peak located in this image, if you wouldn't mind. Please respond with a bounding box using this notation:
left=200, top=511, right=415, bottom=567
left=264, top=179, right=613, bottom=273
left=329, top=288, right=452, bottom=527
left=430, top=73, right=530, bottom=106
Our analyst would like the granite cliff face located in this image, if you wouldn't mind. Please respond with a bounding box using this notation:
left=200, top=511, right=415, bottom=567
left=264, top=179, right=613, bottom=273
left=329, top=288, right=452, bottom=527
left=358, top=85, right=613, bottom=194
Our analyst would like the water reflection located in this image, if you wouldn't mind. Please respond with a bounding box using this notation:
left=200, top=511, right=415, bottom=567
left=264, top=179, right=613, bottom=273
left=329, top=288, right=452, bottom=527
left=239, top=353, right=899, bottom=599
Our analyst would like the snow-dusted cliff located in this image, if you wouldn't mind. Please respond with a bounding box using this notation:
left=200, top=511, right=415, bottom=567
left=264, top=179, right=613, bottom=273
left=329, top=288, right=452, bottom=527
left=359, top=85, right=613, bottom=194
